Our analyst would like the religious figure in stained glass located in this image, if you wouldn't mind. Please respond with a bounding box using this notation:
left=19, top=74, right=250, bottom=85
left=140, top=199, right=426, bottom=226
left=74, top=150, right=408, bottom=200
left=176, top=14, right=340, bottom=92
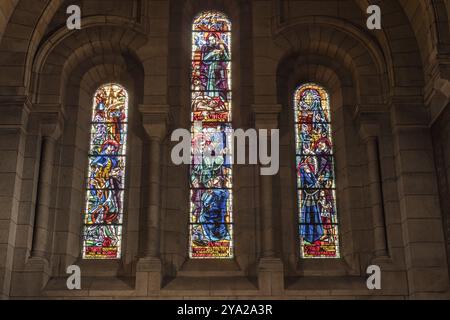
left=83, top=83, right=128, bottom=259
left=294, top=84, right=340, bottom=258
left=190, top=11, right=233, bottom=258
left=192, top=11, right=231, bottom=123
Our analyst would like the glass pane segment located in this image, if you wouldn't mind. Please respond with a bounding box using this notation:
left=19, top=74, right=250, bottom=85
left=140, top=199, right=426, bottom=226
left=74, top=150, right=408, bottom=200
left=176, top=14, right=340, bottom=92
left=189, top=224, right=233, bottom=258
left=191, top=92, right=231, bottom=122
left=83, top=225, right=122, bottom=259
left=190, top=189, right=233, bottom=224
left=294, top=85, right=330, bottom=123
left=190, top=163, right=232, bottom=189
left=87, top=156, right=126, bottom=190
left=298, top=190, right=338, bottom=224
left=92, top=85, right=128, bottom=123
left=295, top=123, right=333, bottom=155
left=90, top=123, right=128, bottom=155
left=85, top=189, right=124, bottom=224
left=299, top=223, right=339, bottom=258
left=296, top=155, right=335, bottom=189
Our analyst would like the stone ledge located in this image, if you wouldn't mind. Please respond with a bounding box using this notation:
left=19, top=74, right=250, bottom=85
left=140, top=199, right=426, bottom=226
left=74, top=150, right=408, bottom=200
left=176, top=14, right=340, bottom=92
left=285, top=274, right=408, bottom=296
left=42, top=276, right=135, bottom=298
left=177, top=259, right=245, bottom=277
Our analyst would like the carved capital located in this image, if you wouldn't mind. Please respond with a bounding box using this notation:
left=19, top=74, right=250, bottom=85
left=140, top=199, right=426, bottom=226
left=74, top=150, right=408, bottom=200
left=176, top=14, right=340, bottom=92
left=359, top=121, right=380, bottom=142
left=139, top=104, right=170, bottom=141
left=252, top=104, right=282, bottom=130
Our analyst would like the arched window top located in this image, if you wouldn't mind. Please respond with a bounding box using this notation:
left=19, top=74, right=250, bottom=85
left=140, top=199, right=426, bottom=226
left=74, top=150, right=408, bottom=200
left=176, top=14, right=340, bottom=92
left=83, top=83, right=129, bottom=260
left=294, top=83, right=340, bottom=259
left=92, top=83, right=129, bottom=123
left=193, top=11, right=231, bottom=32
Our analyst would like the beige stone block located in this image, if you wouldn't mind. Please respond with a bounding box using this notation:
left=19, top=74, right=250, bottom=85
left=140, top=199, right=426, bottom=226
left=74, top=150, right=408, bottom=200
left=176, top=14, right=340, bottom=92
left=0, top=173, right=19, bottom=197
left=398, top=173, right=438, bottom=195
left=0, top=219, right=13, bottom=244
left=13, top=224, right=31, bottom=249
left=404, top=219, right=446, bottom=243
left=145, top=76, right=168, bottom=96
left=0, top=243, right=13, bottom=268
left=397, top=150, right=436, bottom=173
left=254, top=75, right=277, bottom=96
left=252, top=19, right=271, bottom=36
left=391, top=105, right=428, bottom=126
left=399, top=195, right=442, bottom=219
left=0, top=196, right=13, bottom=219
left=386, top=223, right=404, bottom=247
left=405, top=243, right=448, bottom=268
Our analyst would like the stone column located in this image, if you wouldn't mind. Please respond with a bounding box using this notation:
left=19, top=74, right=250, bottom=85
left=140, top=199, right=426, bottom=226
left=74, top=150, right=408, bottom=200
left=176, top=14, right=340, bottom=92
left=142, top=137, right=162, bottom=257
left=253, top=104, right=284, bottom=296
left=136, top=105, right=169, bottom=295
left=260, top=172, right=276, bottom=258
left=359, top=123, right=389, bottom=258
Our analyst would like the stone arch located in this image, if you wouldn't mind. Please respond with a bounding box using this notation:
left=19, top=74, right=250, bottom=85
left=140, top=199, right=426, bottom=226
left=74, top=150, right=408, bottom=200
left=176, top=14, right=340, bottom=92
left=258, top=17, right=390, bottom=106
left=0, top=0, right=150, bottom=97
left=351, top=1, right=425, bottom=93
left=276, top=52, right=371, bottom=276
left=47, top=52, right=145, bottom=275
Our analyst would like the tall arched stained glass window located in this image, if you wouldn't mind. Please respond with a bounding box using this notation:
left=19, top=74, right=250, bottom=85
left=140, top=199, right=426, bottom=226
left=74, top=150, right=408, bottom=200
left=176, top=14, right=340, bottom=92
left=189, top=11, right=233, bottom=259
left=83, top=83, right=129, bottom=259
left=294, top=84, right=340, bottom=258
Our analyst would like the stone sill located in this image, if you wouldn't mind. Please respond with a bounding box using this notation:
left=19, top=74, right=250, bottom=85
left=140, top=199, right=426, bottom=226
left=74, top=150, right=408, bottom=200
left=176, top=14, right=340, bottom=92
left=177, top=259, right=246, bottom=277
left=162, top=276, right=258, bottom=293
left=294, top=258, right=358, bottom=277
left=42, top=276, right=135, bottom=298
left=39, top=275, right=259, bottom=298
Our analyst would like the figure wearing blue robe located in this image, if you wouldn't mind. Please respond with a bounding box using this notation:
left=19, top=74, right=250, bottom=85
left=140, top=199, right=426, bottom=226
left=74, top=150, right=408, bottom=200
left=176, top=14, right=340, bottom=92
left=300, top=165, right=324, bottom=243
left=199, top=189, right=230, bottom=242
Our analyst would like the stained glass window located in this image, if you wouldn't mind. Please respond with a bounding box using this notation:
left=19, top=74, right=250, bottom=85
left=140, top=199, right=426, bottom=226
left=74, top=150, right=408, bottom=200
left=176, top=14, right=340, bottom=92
left=294, top=84, right=340, bottom=258
left=189, top=11, right=233, bottom=259
left=82, top=83, right=128, bottom=259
